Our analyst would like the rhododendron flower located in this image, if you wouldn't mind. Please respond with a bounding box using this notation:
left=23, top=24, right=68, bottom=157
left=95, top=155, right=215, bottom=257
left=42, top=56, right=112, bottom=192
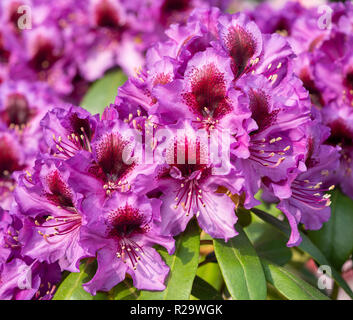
left=40, top=105, right=99, bottom=160
left=0, top=207, right=61, bottom=300
left=80, top=192, right=174, bottom=295
left=14, top=157, right=88, bottom=272
left=135, top=122, right=243, bottom=240
left=0, top=81, right=60, bottom=209
left=262, top=114, right=340, bottom=246
left=0, top=208, right=21, bottom=264
left=0, top=257, right=61, bottom=300
left=321, top=102, right=353, bottom=199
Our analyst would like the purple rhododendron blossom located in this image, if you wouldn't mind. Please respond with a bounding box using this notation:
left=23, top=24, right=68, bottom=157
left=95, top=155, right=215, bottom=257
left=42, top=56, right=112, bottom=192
left=0, top=206, right=62, bottom=300
left=80, top=192, right=174, bottom=294
left=262, top=111, right=339, bottom=246
left=14, top=157, right=88, bottom=272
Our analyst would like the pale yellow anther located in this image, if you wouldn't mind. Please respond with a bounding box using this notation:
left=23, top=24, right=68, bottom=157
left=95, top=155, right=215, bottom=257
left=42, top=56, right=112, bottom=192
left=271, top=74, right=278, bottom=84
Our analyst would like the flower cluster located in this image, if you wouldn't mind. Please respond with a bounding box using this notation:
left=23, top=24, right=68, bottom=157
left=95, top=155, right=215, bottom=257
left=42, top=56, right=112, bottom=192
left=114, top=6, right=339, bottom=247
left=1, top=1, right=351, bottom=300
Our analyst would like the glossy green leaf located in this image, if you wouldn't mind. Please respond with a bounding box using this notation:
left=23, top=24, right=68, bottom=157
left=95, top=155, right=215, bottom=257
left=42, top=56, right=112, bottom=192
left=191, top=276, right=223, bottom=300
left=252, top=207, right=353, bottom=299
left=108, top=278, right=140, bottom=300
left=213, top=225, right=267, bottom=300
left=245, top=216, right=292, bottom=266
left=257, top=238, right=292, bottom=267
left=139, top=219, right=200, bottom=300
left=308, top=189, right=353, bottom=270
left=235, top=208, right=252, bottom=228
left=53, top=259, right=108, bottom=300
left=197, top=261, right=223, bottom=292
left=81, top=69, right=127, bottom=115
left=261, top=259, right=330, bottom=300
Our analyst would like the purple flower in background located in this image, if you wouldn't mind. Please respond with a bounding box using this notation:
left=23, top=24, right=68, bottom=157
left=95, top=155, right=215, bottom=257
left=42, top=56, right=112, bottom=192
left=313, top=33, right=353, bottom=108
left=0, top=0, right=228, bottom=101
left=247, top=1, right=306, bottom=37
left=0, top=80, right=61, bottom=210
left=0, top=207, right=22, bottom=264
left=0, top=80, right=59, bottom=137
left=0, top=131, right=25, bottom=210
left=321, top=102, right=353, bottom=199
left=80, top=192, right=174, bottom=295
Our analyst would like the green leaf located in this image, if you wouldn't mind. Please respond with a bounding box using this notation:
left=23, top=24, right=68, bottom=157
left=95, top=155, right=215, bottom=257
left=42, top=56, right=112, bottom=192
left=261, top=259, right=330, bottom=300
left=252, top=207, right=353, bottom=299
left=235, top=208, right=252, bottom=228
left=213, top=225, right=267, bottom=300
left=256, top=237, right=292, bottom=267
left=80, top=69, right=127, bottom=115
left=245, top=217, right=292, bottom=266
left=108, top=278, right=140, bottom=300
left=197, top=261, right=223, bottom=292
left=191, top=276, right=223, bottom=300
left=139, top=219, right=200, bottom=300
left=53, top=259, right=108, bottom=300
left=308, top=189, right=353, bottom=270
